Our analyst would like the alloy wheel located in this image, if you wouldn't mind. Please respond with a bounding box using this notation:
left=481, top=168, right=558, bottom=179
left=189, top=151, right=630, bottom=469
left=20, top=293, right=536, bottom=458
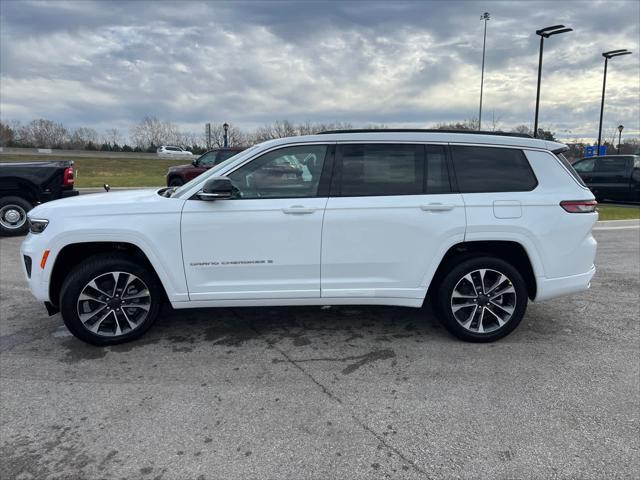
left=76, top=271, right=151, bottom=337
left=450, top=268, right=517, bottom=334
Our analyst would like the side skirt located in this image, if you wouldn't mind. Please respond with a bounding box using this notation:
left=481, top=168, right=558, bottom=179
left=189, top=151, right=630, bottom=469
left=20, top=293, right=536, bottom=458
left=170, top=296, right=424, bottom=309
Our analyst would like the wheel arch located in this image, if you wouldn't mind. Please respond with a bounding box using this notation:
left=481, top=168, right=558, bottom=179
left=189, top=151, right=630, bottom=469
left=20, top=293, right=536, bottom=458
left=0, top=179, right=39, bottom=204
left=49, top=241, right=169, bottom=307
left=426, top=240, right=538, bottom=301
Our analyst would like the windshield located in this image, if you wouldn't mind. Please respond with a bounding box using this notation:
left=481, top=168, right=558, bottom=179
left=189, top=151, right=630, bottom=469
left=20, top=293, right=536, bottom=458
left=171, top=145, right=260, bottom=198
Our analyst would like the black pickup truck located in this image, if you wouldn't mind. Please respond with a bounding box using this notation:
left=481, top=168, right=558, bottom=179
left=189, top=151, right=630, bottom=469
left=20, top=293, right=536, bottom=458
left=572, top=155, right=640, bottom=202
left=0, top=160, right=78, bottom=235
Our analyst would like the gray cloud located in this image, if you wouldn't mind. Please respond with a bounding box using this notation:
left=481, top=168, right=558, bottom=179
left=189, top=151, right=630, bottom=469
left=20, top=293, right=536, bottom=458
left=1, top=0, right=638, bottom=141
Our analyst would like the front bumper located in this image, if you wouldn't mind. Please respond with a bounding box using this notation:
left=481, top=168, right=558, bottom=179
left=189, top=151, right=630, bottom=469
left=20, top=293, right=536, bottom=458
left=20, top=233, right=52, bottom=303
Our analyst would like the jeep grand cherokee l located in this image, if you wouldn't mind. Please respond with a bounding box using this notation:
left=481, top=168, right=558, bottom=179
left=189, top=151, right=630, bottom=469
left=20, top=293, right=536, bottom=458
left=21, top=130, right=597, bottom=345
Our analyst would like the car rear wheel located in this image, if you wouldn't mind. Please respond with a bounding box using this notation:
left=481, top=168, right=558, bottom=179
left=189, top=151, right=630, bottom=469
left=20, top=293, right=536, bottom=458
left=59, top=254, right=162, bottom=346
left=436, top=256, right=528, bottom=342
left=0, top=196, right=32, bottom=236
left=168, top=177, right=184, bottom=187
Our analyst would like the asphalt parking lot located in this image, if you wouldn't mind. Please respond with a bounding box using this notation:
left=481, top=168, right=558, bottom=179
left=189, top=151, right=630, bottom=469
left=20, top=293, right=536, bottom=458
left=1, top=223, right=638, bottom=480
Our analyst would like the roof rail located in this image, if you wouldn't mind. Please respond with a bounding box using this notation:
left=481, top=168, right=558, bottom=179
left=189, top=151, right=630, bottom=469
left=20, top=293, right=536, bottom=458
left=317, top=128, right=533, bottom=139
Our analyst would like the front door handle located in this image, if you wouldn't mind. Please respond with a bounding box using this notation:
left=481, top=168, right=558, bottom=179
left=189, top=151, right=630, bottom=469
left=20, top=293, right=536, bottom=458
left=282, top=206, right=315, bottom=214
left=420, top=203, right=455, bottom=212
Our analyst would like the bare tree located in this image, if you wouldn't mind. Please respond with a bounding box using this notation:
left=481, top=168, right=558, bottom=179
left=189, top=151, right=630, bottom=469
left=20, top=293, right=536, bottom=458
left=69, top=127, right=99, bottom=149
left=511, top=124, right=532, bottom=135
left=130, top=116, right=180, bottom=150
left=434, top=118, right=479, bottom=131
left=103, top=128, right=122, bottom=146
left=23, top=119, right=68, bottom=148
left=253, top=120, right=297, bottom=142
left=0, top=122, right=14, bottom=146
left=208, top=122, right=246, bottom=148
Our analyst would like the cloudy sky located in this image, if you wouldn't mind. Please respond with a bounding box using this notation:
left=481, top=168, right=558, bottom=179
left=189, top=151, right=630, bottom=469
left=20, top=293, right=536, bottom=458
left=1, top=0, right=639, bottom=142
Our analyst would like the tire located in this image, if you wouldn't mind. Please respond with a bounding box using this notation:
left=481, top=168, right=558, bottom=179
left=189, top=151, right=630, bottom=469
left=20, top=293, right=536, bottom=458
left=168, top=177, right=184, bottom=187
left=0, top=196, right=32, bottom=236
left=59, top=254, right=162, bottom=346
left=436, top=256, right=528, bottom=343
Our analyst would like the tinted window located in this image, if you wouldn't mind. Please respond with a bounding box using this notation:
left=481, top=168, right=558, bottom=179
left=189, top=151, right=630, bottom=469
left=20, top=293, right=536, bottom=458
left=425, top=145, right=451, bottom=194
left=573, top=158, right=595, bottom=173
left=198, top=152, right=217, bottom=166
left=451, top=146, right=537, bottom=193
left=217, top=150, right=240, bottom=164
left=338, top=144, right=424, bottom=196
left=595, top=157, right=627, bottom=173
left=228, top=145, right=328, bottom=199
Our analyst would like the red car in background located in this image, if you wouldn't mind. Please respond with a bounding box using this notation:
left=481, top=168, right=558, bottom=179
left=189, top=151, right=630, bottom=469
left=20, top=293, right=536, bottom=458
left=166, top=147, right=244, bottom=186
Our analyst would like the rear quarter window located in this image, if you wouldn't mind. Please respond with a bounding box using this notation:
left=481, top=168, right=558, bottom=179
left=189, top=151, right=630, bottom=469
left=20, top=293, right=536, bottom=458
left=450, top=146, right=537, bottom=193
left=557, top=153, right=587, bottom=187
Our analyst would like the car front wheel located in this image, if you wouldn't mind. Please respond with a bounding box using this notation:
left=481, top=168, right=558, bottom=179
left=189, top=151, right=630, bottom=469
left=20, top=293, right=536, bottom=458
left=437, top=256, right=528, bottom=342
left=59, top=254, right=162, bottom=346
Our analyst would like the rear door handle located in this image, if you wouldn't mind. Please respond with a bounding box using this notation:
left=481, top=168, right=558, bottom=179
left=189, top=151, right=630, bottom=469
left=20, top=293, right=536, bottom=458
left=282, top=206, right=315, bottom=214
left=420, top=203, right=455, bottom=212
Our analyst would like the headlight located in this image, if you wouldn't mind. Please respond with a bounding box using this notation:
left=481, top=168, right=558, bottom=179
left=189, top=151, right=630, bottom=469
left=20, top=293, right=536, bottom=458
left=28, top=218, right=49, bottom=234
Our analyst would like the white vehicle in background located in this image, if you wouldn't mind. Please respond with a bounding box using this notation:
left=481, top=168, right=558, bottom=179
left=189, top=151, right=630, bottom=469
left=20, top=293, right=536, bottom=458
left=21, top=130, right=598, bottom=346
left=157, top=145, right=193, bottom=157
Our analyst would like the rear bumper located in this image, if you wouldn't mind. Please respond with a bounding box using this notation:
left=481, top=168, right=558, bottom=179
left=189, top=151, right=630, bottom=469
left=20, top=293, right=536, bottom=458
left=61, top=189, right=79, bottom=198
left=534, top=265, right=596, bottom=301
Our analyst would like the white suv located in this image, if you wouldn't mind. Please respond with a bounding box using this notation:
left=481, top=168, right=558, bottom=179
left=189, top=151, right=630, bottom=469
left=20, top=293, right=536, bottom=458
left=21, top=130, right=597, bottom=345
left=157, top=145, right=193, bottom=157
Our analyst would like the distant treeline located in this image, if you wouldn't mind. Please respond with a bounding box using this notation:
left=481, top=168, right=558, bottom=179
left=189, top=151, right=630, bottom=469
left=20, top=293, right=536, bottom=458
left=1, top=117, right=637, bottom=158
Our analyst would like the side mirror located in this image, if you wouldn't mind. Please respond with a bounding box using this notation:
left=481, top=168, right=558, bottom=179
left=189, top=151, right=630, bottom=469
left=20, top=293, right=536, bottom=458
left=192, top=158, right=198, bottom=167
left=197, top=177, right=233, bottom=201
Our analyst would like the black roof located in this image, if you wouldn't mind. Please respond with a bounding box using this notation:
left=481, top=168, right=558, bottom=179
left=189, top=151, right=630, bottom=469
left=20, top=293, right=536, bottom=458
left=317, top=128, right=533, bottom=139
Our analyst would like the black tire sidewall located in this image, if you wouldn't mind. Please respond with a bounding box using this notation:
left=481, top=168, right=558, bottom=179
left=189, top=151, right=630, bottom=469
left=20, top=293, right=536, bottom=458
left=168, top=177, right=184, bottom=187
left=60, top=255, right=162, bottom=346
left=437, top=256, right=528, bottom=343
left=0, top=196, right=32, bottom=236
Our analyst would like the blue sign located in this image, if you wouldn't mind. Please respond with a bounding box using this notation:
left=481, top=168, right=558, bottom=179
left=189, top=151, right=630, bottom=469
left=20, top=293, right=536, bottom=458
left=585, top=146, right=607, bottom=157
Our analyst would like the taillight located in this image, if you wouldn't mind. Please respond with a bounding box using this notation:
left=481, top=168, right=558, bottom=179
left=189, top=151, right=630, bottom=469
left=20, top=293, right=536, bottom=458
left=560, top=200, right=598, bottom=213
left=63, top=166, right=74, bottom=186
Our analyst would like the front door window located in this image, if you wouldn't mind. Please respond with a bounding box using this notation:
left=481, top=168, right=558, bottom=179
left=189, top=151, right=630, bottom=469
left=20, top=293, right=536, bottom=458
left=227, top=145, right=328, bottom=199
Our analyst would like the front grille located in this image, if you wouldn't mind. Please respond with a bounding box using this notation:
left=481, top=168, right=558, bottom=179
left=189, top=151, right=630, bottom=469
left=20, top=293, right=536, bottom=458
left=23, top=255, right=32, bottom=278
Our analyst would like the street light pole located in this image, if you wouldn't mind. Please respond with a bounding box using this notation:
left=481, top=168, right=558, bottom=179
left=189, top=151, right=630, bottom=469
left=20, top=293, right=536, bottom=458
left=223, top=122, right=229, bottom=148
left=478, top=12, right=490, bottom=130
left=597, top=50, right=632, bottom=152
left=617, top=125, right=624, bottom=153
left=533, top=25, right=572, bottom=138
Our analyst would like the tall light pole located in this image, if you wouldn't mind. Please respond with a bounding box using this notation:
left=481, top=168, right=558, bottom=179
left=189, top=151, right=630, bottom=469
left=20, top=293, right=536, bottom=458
left=533, top=25, right=573, bottom=138
left=478, top=12, right=490, bottom=130
left=597, top=50, right=632, bottom=152
left=617, top=124, right=624, bottom=153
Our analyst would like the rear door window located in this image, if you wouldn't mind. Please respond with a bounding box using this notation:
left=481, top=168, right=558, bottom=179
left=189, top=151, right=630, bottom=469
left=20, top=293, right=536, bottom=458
left=595, top=157, right=628, bottom=173
left=336, top=144, right=424, bottom=196
left=451, top=146, right=537, bottom=193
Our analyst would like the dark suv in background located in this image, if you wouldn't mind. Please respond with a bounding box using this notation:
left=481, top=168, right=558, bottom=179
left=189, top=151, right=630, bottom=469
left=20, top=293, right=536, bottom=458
left=572, top=155, right=640, bottom=202
left=166, top=147, right=244, bottom=186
